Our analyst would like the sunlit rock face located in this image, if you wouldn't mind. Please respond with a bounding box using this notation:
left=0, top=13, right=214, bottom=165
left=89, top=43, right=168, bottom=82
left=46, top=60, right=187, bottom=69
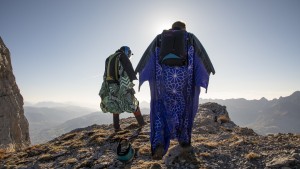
left=0, top=36, right=30, bottom=150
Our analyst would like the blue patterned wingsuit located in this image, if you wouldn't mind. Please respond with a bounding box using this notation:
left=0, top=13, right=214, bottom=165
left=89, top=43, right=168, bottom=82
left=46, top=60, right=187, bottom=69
left=135, top=32, right=215, bottom=156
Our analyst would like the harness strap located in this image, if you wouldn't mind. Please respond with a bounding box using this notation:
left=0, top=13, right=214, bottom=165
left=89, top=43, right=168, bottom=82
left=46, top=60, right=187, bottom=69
left=159, top=30, right=190, bottom=66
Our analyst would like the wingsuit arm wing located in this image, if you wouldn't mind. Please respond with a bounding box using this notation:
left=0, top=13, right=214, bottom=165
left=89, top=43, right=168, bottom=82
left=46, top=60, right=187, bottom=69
left=135, top=35, right=161, bottom=75
left=189, top=33, right=215, bottom=75
left=119, top=53, right=137, bottom=82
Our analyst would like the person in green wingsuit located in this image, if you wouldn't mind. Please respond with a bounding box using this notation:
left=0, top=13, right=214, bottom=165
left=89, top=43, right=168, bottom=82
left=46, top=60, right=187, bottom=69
left=99, top=46, right=145, bottom=132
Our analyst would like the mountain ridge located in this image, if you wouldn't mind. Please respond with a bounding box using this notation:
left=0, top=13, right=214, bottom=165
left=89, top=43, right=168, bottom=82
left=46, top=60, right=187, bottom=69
left=25, top=91, right=300, bottom=145
left=200, top=91, right=300, bottom=135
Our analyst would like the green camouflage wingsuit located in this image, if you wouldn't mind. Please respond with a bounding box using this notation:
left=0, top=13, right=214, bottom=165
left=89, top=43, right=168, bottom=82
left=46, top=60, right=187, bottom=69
left=99, top=49, right=139, bottom=114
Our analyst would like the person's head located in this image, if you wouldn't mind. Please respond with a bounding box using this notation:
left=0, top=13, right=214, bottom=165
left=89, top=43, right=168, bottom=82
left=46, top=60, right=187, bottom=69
left=119, top=46, right=133, bottom=58
left=172, top=21, right=186, bottom=30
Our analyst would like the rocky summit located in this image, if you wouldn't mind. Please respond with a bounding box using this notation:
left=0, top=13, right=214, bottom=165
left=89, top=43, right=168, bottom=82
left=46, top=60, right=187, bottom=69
left=0, top=102, right=299, bottom=169
left=0, top=37, right=30, bottom=150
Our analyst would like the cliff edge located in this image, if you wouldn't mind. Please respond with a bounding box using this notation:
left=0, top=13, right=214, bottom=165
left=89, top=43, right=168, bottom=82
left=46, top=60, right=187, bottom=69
left=0, top=37, right=30, bottom=150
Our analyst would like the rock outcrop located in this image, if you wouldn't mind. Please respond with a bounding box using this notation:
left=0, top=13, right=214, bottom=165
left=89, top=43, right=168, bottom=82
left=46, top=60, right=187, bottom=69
left=0, top=36, right=30, bottom=150
left=1, top=102, right=299, bottom=168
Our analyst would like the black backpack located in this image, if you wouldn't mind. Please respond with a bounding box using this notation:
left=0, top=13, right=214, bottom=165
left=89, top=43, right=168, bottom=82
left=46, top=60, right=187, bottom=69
left=159, top=30, right=187, bottom=66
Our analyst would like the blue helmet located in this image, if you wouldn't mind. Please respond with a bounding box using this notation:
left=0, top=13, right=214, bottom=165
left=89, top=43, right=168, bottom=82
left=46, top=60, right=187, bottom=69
left=120, top=46, right=133, bottom=58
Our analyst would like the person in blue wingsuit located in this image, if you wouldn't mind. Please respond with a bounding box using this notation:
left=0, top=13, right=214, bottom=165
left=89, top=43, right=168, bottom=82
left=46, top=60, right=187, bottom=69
left=99, top=46, right=145, bottom=132
left=135, top=21, right=215, bottom=160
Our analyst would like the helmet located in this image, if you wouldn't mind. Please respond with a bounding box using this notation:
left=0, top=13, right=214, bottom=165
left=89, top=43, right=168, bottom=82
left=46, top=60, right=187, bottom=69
left=120, top=46, right=133, bottom=58
left=116, top=139, right=135, bottom=163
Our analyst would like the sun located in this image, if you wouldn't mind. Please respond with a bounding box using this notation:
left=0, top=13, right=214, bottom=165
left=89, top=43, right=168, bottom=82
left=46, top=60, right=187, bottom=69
left=152, top=20, right=173, bottom=34
left=146, top=18, right=185, bottom=38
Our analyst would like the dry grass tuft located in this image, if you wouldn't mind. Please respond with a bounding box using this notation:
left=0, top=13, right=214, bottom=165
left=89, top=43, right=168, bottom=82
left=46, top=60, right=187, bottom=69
left=61, top=133, right=77, bottom=141
left=94, top=129, right=107, bottom=133
left=199, top=152, right=212, bottom=158
left=136, top=161, right=161, bottom=169
left=89, top=134, right=106, bottom=145
left=193, top=136, right=209, bottom=143
left=96, top=132, right=108, bottom=138
left=48, top=145, right=65, bottom=154
left=61, top=138, right=85, bottom=149
left=38, top=153, right=53, bottom=162
left=61, top=157, right=78, bottom=165
left=138, top=145, right=151, bottom=155
left=218, top=115, right=230, bottom=123
left=0, top=144, right=16, bottom=157
left=220, top=126, right=233, bottom=132
left=229, top=141, right=242, bottom=147
left=222, top=134, right=240, bottom=144
left=17, top=152, right=28, bottom=158
left=135, top=134, right=150, bottom=142
left=77, top=148, right=90, bottom=154
left=0, top=149, right=6, bottom=160
left=75, top=159, right=93, bottom=168
left=203, top=141, right=219, bottom=148
left=245, top=152, right=260, bottom=160
left=25, top=144, right=47, bottom=157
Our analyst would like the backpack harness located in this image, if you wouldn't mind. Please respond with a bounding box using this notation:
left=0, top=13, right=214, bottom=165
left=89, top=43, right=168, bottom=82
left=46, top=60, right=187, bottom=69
left=159, top=30, right=189, bottom=66
left=105, top=52, right=121, bottom=84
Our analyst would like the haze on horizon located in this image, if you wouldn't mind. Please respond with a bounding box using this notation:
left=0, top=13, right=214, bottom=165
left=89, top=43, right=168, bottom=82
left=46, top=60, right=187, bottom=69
left=1, top=0, right=299, bottom=109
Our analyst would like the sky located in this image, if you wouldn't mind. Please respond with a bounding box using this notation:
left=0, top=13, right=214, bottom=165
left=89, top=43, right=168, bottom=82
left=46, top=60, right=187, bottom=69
left=0, top=0, right=299, bottom=109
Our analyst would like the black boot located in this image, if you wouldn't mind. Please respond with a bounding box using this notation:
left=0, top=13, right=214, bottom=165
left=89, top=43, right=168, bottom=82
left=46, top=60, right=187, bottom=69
left=133, top=107, right=146, bottom=127
left=179, top=141, right=193, bottom=154
left=113, top=114, right=122, bottom=132
left=152, top=144, right=164, bottom=160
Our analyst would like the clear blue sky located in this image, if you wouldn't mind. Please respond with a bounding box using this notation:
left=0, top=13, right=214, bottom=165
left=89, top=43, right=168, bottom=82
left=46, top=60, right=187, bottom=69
left=1, top=0, right=299, bottom=109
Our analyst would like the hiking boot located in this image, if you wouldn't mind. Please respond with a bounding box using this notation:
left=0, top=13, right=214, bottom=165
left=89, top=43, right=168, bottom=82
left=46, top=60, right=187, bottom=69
left=179, top=142, right=193, bottom=153
left=152, top=145, right=164, bottom=160
left=180, top=142, right=191, bottom=148
left=114, top=128, right=123, bottom=133
left=136, top=115, right=146, bottom=127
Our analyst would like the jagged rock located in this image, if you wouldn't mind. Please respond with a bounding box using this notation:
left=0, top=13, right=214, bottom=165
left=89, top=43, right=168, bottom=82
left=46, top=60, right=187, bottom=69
left=266, top=156, right=299, bottom=168
left=194, top=102, right=237, bottom=134
left=0, top=36, right=30, bottom=150
left=1, top=103, right=300, bottom=168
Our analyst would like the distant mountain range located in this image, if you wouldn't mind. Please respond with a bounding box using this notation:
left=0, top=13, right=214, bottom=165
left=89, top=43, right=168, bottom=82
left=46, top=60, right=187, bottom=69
left=25, top=103, right=96, bottom=144
left=201, top=91, right=300, bottom=135
left=25, top=92, right=299, bottom=144
left=24, top=102, right=150, bottom=144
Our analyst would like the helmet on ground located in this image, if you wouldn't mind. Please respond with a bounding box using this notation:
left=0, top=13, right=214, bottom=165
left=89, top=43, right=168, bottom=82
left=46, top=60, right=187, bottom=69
left=116, top=139, right=135, bottom=163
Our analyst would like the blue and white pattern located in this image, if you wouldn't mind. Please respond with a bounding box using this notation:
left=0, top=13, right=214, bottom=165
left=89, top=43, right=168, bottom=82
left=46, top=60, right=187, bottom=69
left=150, top=45, right=196, bottom=154
left=138, top=34, right=211, bottom=156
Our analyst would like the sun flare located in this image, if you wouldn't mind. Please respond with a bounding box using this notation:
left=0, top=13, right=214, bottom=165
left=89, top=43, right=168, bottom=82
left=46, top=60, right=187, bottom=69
left=153, top=20, right=173, bottom=34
